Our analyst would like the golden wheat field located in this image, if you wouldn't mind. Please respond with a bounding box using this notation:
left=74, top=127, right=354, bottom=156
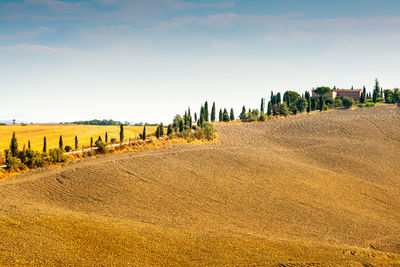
left=0, top=105, right=399, bottom=265
left=0, top=124, right=158, bottom=152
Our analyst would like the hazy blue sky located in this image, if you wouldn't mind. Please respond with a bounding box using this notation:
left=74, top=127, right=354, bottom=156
left=1, top=0, right=399, bottom=123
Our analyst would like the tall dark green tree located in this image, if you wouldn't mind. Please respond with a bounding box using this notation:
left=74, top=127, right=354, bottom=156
left=361, top=86, right=366, bottom=103
left=142, top=126, right=146, bottom=140
left=59, top=135, right=63, bottom=150
left=105, top=132, right=108, bottom=144
left=28, top=140, right=31, bottom=150
left=230, top=108, right=235, bottom=121
left=167, top=124, right=173, bottom=135
left=160, top=123, right=164, bottom=136
left=184, top=111, right=188, bottom=126
left=270, top=91, right=274, bottom=105
left=120, top=124, right=124, bottom=142
left=239, top=105, right=247, bottom=120
left=194, top=112, right=197, bottom=122
left=75, top=136, right=78, bottom=150
left=211, top=102, right=216, bottom=122
left=156, top=126, right=161, bottom=138
left=198, top=113, right=204, bottom=127
left=9, top=132, right=18, bottom=157
left=179, top=119, right=184, bottom=132
left=223, top=108, right=230, bottom=122
left=219, top=109, right=223, bottom=122
left=267, top=101, right=272, bottom=116
left=373, top=78, right=380, bottom=103
left=43, top=136, right=47, bottom=153
left=90, top=137, right=93, bottom=149
left=205, top=101, right=209, bottom=121
left=319, top=96, right=326, bottom=111
left=277, top=92, right=281, bottom=104
left=260, top=98, right=265, bottom=114
left=305, top=91, right=311, bottom=113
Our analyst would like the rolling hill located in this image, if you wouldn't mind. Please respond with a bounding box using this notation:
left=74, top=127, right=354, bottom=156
left=0, top=105, right=399, bottom=265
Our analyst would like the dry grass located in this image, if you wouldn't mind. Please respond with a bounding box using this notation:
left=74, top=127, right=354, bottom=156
left=0, top=105, right=399, bottom=265
left=0, top=124, right=158, bottom=152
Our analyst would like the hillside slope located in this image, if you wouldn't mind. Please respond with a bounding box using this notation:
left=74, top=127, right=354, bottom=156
left=0, top=105, right=399, bottom=265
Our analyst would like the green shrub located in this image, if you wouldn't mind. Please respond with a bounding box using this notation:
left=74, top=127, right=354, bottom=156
left=96, top=141, right=109, bottom=154
left=325, top=98, right=334, bottom=105
left=49, top=149, right=67, bottom=163
left=64, top=145, right=72, bottom=152
left=259, top=113, right=266, bottom=121
left=342, top=97, right=354, bottom=109
left=5, top=149, right=27, bottom=171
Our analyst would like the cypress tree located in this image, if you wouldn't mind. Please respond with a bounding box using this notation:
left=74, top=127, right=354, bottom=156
left=167, top=124, right=173, bottom=135
left=311, top=98, right=316, bottom=111
left=239, top=105, right=247, bottom=120
left=9, top=132, right=18, bottom=157
left=28, top=140, right=31, bottom=150
left=90, top=137, right=93, bottom=149
left=75, top=136, right=78, bottom=150
left=211, top=102, right=216, bottom=122
left=198, top=113, right=204, bottom=128
left=105, top=132, right=108, bottom=143
left=142, top=126, right=146, bottom=140
left=230, top=108, right=235, bottom=121
left=194, top=112, right=197, bottom=122
left=204, top=101, right=209, bottom=121
left=361, top=86, right=366, bottom=103
left=160, top=123, right=164, bottom=136
left=156, top=126, right=160, bottom=138
left=223, top=108, right=230, bottom=122
left=319, top=96, right=326, bottom=111
left=270, top=91, right=274, bottom=104
left=373, top=78, right=379, bottom=103
left=200, top=106, right=204, bottom=122
left=97, top=135, right=102, bottom=143
left=277, top=92, right=281, bottom=105
left=120, top=124, right=124, bottom=142
left=267, top=101, right=272, bottom=116
left=184, top=111, right=188, bottom=126
left=260, top=98, right=265, bottom=114
left=219, top=109, right=223, bottom=122
left=59, top=135, right=63, bottom=150
left=43, top=136, right=47, bottom=153
left=179, top=119, right=184, bottom=132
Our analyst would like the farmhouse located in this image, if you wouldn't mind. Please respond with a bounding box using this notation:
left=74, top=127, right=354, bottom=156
left=334, top=89, right=362, bottom=100
left=312, top=88, right=362, bottom=101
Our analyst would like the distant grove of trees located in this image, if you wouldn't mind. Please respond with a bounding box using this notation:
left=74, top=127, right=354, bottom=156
left=67, top=119, right=159, bottom=126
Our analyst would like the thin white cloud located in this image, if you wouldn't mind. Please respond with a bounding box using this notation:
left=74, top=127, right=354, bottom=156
left=0, top=44, right=74, bottom=54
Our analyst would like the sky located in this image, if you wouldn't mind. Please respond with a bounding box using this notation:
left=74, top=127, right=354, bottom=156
left=1, top=0, right=400, bottom=123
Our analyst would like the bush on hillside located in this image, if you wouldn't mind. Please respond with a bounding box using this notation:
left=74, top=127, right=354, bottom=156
left=64, top=145, right=72, bottom=152
left=259, top=113, right=266, bottom=121
left=48, top=149, right=67, bottom=163
left=342, top=97, right=354, bottom=109
left=96, top=141, right=109, bottom=154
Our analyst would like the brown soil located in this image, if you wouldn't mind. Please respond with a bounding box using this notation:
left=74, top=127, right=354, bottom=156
left=0, top=105, right=399, bottom=266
